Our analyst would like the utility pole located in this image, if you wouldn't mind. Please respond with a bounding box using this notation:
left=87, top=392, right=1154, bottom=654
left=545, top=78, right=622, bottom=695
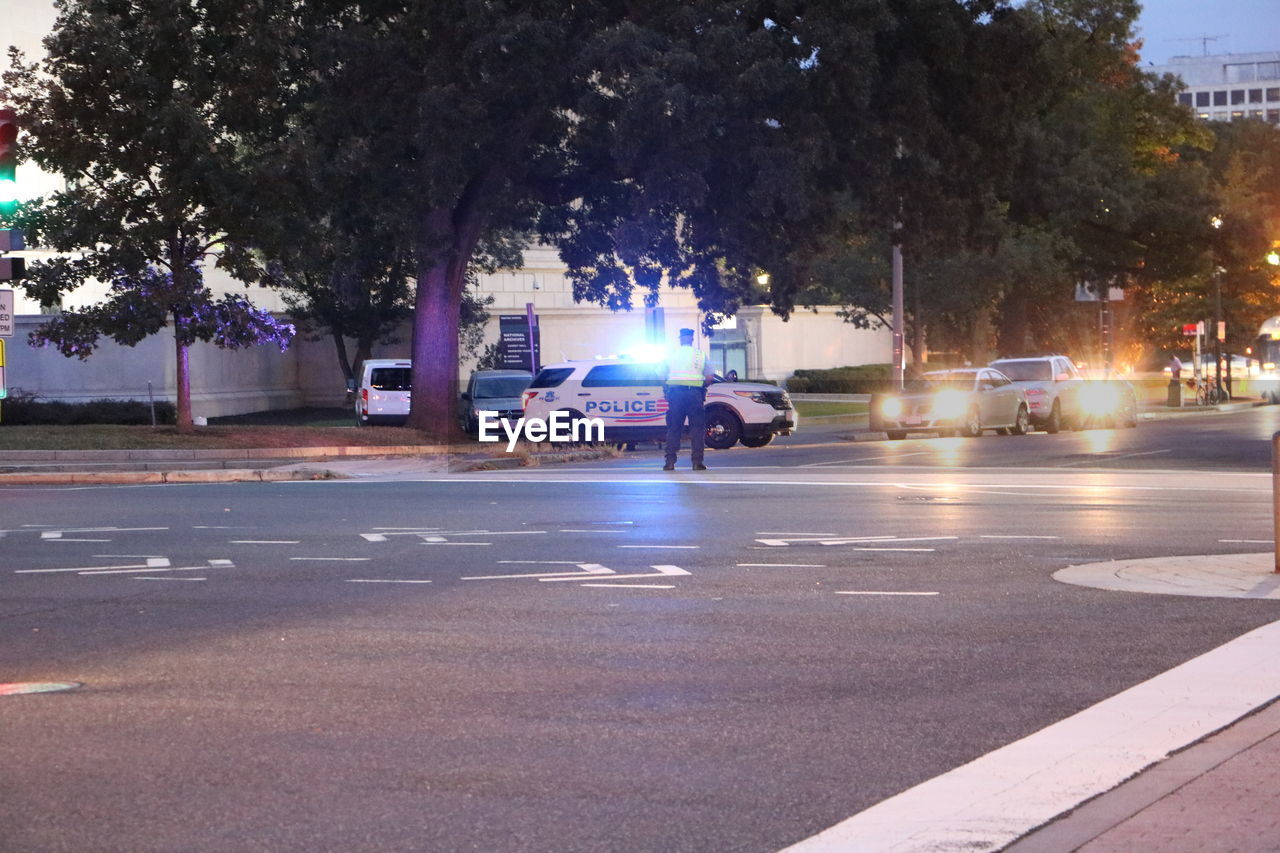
left=891, top=221, right=904, bottom=390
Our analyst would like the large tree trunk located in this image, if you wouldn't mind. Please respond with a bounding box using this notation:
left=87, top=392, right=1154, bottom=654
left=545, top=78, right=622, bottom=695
left=174, top=324, right=193, bottom=434
left=407, top=199, right=485, bottom=441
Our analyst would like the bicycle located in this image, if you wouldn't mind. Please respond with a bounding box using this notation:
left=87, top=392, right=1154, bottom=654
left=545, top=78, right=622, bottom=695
left=1190, top=377, right=1228, bottom=406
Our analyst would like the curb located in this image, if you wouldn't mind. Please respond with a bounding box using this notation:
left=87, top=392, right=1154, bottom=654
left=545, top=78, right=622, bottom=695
left=0, top=446, right=618, bottom=484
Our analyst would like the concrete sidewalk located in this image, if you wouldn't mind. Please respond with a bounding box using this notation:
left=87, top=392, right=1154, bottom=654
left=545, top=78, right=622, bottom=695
left=1008, top=551, right=1280, bottom=853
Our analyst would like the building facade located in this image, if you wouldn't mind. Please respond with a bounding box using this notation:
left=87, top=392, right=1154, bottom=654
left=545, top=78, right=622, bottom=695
left=1153, top=51, right=1280, bottom=124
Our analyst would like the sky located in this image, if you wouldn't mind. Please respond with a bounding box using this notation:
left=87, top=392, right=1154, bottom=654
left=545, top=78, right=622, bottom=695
left=1134, top=0, right=1280, bottom=65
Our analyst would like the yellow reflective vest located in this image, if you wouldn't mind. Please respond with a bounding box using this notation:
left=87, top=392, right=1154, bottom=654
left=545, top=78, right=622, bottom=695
left=666, top=345, right=707, bottom=386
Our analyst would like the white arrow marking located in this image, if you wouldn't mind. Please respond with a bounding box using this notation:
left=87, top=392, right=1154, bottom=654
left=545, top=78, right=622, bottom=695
left=80, top=559, right=232, bottom=576
left=17, top=557, right=172, bottom=574
left=463, top=563, right=616, bottom=581
left=541, top=565, right=691, bottom=583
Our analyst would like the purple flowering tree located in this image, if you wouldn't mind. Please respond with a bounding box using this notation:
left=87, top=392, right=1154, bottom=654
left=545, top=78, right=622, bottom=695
left=2, top=1, right=292, bottom=432
left=30, top=264, right=294, bottom=429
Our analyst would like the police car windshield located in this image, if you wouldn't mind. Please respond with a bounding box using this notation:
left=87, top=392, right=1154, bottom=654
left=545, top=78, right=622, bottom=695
left=474, top=377, right=530, bottom=398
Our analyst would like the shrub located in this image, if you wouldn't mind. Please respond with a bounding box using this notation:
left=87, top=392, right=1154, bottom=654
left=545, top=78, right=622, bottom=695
left=0, top=390, right=176, bottom=425
left=785, top=364, right=894, bottom=394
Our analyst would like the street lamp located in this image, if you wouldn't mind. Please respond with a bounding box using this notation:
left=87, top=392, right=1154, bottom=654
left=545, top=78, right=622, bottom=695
left=1211, top=216, right=1225, bottom=396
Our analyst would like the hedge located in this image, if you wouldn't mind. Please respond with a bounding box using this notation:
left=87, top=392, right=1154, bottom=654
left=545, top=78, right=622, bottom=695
left=0, top=391, right=176, bottom=425
left=784, top=364, right=894, bottom=394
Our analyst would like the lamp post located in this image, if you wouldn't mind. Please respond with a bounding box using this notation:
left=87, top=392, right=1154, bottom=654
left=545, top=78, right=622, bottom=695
left=1212, top=216, right=1224, bottom=397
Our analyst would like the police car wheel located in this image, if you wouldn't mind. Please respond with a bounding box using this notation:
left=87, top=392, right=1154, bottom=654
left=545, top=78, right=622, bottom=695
left=739, top=434, right=774, bottom=448
left=704, top=409, right=742, bottom=450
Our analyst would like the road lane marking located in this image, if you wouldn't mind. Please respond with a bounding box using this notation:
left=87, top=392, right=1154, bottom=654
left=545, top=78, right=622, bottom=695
left=133, top=576, right=206, bottom=582
left=757, top=532, right=840, bottom=537
left=540, top=565, right=691, bottom=583
left=346, top=579, right=433, bottom=584
left=1221, top=539, right=1273, bottom=543
left=17, top=557, right=172, bottom=574
left=802, top=451, right=932, bottom=467
left=834, top=591, right=940, bottom=596
left=579, top=583, right=676, bottom=589
left=464, top=563, right=615, bottom=580
left=400, top=476, right=1268, bottom=495
left=81, top=559, right=232, bottom=576
left=782, top=617, right=1280, bottom=853
left=1057, top=448, right=1173, bottom=467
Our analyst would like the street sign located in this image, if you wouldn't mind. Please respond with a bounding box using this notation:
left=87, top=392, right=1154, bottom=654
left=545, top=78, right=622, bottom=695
left=1182, top=323, right=1199, bottom=336
left=0, top=288, right=11, bottom=337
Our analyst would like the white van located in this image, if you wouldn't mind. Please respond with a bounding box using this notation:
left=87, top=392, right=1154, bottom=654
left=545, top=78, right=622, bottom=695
left=354, top=359, right=412, bottom=426
left=521, top=358, right=798, bottom=449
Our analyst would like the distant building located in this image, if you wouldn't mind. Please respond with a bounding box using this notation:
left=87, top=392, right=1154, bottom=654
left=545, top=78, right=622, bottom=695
left=1153, top=51, right=1280, bottom=124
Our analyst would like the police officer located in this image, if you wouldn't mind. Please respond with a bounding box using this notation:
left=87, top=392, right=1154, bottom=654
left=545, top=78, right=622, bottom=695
left=662, top=327, right=715, bottom=471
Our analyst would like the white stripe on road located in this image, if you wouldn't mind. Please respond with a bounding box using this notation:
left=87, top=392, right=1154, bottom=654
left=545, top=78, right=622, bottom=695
left=345, top=579, right=433, bottom=584
left=579, top=583, right=676, bottom=589
left=617, top=544, right=700, bottom=549
left=133, top=576, right=206, bottom=582
left=394, top=476, right=1268, bottom=495
left=1057, top=448, right=1173, bottom=467
left=782, top=617, right=1280, bottom=853
left=833, top=591, right=940, bottom=596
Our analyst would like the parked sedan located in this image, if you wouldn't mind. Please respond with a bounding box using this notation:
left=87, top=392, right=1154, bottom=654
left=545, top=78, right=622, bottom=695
left=459, top=369, right=533, bottom=434
left=871, top=368, right=1030, bottom=439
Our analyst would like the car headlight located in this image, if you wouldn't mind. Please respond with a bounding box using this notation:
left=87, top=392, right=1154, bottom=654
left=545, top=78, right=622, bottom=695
left=881, top=397, right=903, bottom=419
left=931, top=389, right=968, bottom=419
left=1079, top=384, right=1120, bottom=415
left=734, top=390, right=770, bottom=404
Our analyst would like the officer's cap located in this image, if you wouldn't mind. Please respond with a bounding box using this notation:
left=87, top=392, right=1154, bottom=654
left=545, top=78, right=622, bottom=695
left=678, top=327, right=695, bottom=338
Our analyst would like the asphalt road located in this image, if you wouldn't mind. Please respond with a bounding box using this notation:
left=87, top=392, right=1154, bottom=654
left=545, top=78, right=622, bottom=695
left=1, top=410, right=1278, bottom=852
left=673, top=404, right=1280, bottom=472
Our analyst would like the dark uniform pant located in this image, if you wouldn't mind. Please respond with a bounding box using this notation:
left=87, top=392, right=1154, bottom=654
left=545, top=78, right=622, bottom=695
left=664, top=385, right=706, bottom=465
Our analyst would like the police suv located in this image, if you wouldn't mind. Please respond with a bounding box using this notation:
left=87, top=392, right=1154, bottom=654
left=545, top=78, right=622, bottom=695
left=521, top=359, right=798, bottom=449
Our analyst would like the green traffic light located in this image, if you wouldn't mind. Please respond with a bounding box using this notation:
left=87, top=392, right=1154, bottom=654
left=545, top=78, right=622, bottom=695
left=0, top=177, right=16, bottom=204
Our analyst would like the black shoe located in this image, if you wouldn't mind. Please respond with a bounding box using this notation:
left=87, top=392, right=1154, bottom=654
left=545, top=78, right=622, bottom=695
left=692, top=463, right=708, bottom=471
left=663, top=462, right=675, bottom=471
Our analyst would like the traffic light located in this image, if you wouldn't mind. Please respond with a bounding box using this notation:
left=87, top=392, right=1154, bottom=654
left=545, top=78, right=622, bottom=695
left=0, top=108, right=17, bottom=216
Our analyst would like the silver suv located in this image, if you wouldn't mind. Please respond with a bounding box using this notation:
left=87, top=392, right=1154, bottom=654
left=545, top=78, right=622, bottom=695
left=987, top=356, right=1083, bottom=433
